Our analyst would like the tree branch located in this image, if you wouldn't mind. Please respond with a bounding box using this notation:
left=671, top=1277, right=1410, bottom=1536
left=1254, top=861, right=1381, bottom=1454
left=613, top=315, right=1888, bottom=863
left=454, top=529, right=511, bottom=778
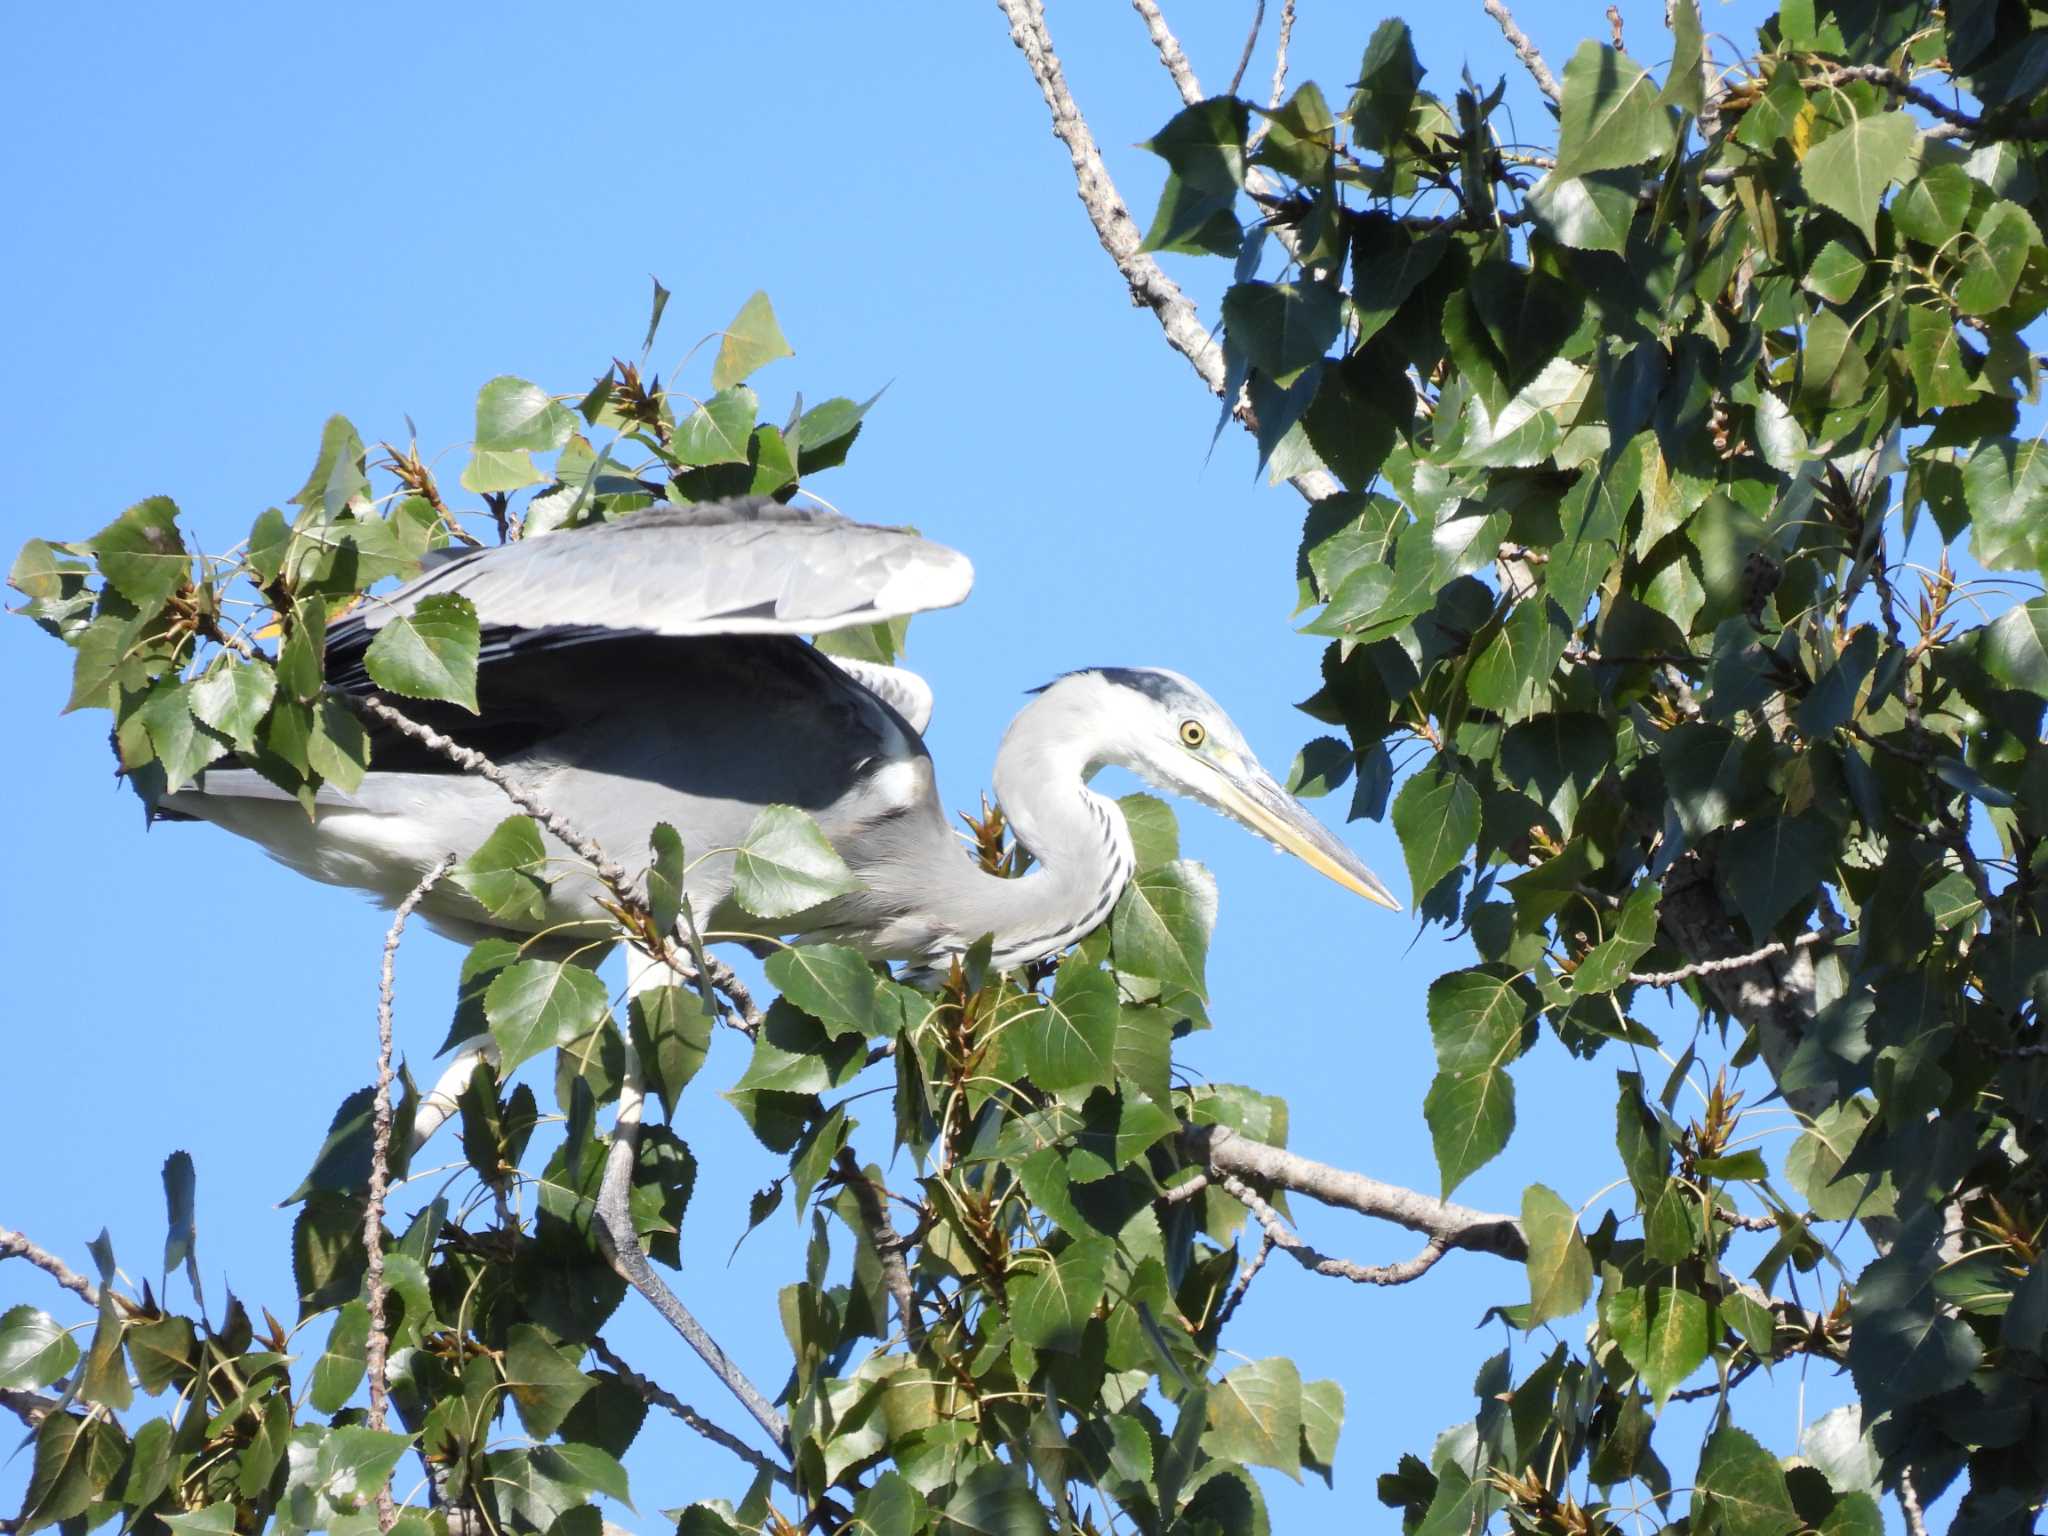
left=0, top=1227, right=99, bottom=1307
left=1131, top=0, right=1201, bottom=106
left=998, top=0, right=1342, bottom=502
left=344, top=692, right=790, bottom=1454
left=1185, top=1125, right=1527, bottom=1262
left=590, top=1337, right=795, bottom=1490
left=1215, top=1169, right=1452, bottom=1285
left=0, top=1389, right=62, bottom=1429
left=1212, top=1230, right=1275, bottom=1332
left=1264, top=0, right=1295, bottom=111
left=367, top=853, right=453, bottom=1533
left=1657, top=849, right=1832, bottom=1120
left=1629, top=925, right=1844, bottom=988
left=832, top=1147, right=926, bottom=1350
left=1481, top=0, right=1562, bottom=104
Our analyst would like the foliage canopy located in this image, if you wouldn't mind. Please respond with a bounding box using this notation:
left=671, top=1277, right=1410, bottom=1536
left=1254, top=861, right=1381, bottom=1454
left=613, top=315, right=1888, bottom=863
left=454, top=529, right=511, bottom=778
left=11, top=0, right=2048, bottom=1533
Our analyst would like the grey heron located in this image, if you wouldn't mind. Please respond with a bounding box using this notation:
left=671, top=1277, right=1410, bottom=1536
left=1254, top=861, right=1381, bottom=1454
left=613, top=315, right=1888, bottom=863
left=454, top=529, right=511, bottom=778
left=168, top=497, right=1401, bottom=971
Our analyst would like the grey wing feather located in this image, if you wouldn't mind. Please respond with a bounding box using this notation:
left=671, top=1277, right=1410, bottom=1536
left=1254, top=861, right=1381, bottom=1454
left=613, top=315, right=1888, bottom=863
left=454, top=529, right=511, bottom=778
left=345, top=498, right=973, bottom=640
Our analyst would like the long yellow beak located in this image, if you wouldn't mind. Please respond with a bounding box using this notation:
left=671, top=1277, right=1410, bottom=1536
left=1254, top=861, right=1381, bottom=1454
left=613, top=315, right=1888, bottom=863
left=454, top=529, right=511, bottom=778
left=1208, top=763, right=1403, bottom=911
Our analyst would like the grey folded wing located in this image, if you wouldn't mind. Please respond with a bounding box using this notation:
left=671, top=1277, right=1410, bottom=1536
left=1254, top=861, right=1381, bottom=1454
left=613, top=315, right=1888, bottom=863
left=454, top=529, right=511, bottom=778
left=339, top=497, right=974, bottom=640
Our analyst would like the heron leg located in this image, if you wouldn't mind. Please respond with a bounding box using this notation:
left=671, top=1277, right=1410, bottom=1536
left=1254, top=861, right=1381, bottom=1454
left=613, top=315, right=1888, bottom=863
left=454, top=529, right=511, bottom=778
left=593, top=947, right=791, bottom=1454
left=409, top=1040, right=501, bottom=1158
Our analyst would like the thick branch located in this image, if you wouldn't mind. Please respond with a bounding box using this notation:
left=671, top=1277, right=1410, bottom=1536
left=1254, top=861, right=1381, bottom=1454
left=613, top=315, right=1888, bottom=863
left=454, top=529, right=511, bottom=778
left=1215, top=1169, right=1451, bottom=1285
left=590, top=1337, right=795, bottom=1489
left=0, top=1228, right=98, bottom=1307
left=1658, top=849, right=1832, bottom=1120
left=1185, top=1125, right=1527, bottom=1262
left=1481, top=0, right=1562, bottom=103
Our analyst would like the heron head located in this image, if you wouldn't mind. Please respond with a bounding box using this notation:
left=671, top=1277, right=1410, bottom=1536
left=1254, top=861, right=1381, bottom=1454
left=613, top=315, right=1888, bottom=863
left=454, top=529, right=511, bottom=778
left=1034, top=667, right=1402, bottom=911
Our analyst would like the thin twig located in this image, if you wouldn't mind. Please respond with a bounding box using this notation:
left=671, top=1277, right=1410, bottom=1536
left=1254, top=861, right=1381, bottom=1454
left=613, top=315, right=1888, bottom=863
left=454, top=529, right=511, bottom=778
left=1629, top=926, right=1845, bottom=988
left=1215, top=1170, right=1451, bottom=1284
left=350, top=693, right=634, bottom=894
left=367, top=853, right=454, bottom=1533
left=0, top=1227, right=99, bottom=1307
left=833, top=1147, right=926, bottom=1350
left=1189, top=1125, right=1527, bottom=1261
left=1213, top=1230, right=1275, bottom=1333
left=590, top=1337, right=795, bottom=1489
left=1481, top=0, right=1562, bottom=103
left=1265, top=0, right=1294, bottom=110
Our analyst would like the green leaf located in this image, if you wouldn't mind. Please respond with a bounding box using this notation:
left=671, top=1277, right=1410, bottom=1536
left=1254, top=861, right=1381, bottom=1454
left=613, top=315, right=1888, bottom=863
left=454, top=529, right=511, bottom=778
left=484, top=960, right=610, bottom=1076
left=1117, top=792, right=1180, bottom=868
left=630, top=984, right=713, bottom=1121
left=1522, top=1184, right=1592, bottom=1327
left=1692, top=1424, right=1801, bottom=1536
left=1850, top=1248, right=1985, bottom=1412
left=1108, top=860, right=1215, bottom=1011
left=1905, top=306, right=1976, bottom=409
left=1222, top=281, right=1343, bottom=389
left=90, top=496, right=189, bottom=612
left=460, top=447, right=544, bottom=494
left=19, top=1411, right=102, bottom=1534
left=0, top=1307, right=79, bottom=1390
left=309, top=1301, right=368, bottom=1413
left=764, top=943, right=877, bottom=1039
left=1299, top=1378, right=1344, bottom=1487
left=1954, top=200, right=2040, bottom=315
left=189, top=657, right=276, bottom=751
left=675, top=386, right=758, bottom=468
left=1801, top=111, right=1916, bottom=241
left=732, top=804, right=862, bottom=918
left=1142, top=96, right=1250, bottom=194
left=475, top=376, right=575, bottom=454
left=1803, top=239, right=1867, bottom=305
left=1526, top=170, right=1639, bottom=254
left=1423, top=968, right=1534, bottom=1194
left=713, top=291, right=795, bottom=391
left=292, top=415, right=370, bottom=516
left=363, top=592, right=480, bottom=712
left=1010, top=1236, right=1111, bottom=1352
left=1604, top=1281, right=1710, bottom=1407
left=1893, top=161, right=1973, bottom=245
left=1554, top=43, right=1675, bottom=177
left=1202, top=1356, right=1303, bottom=1480
left=1982, top=597, right=2048, bottom=693
left=938, top=1458, right=1044, bottom=1536
left=647, top=822, right=685, bottom=934
left=504, top=1323, right=594, bottom=1438
left=1965, top=436, right=2048, bottom=573
left=1466, top=599, right=1569, bottom=721
left=1391, top=759, right=1478, bottom=903
left=139, top=681, right=228, bottom=793
left=449, top=816, right=550, bottom=925
left=1721, top=815, right=1827, bottom=939
left=1019, top=959, right=1119, bottom=1094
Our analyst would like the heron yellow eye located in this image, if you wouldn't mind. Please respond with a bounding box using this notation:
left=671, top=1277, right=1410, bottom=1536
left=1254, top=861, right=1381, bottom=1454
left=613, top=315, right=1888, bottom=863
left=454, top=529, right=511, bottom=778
left=1179, top=719, right=1207, bottom=748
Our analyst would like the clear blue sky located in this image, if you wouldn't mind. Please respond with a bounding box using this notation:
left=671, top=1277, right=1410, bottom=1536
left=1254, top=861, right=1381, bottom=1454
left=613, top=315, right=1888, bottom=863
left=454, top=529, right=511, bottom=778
left=3, top=2, right=1861, bottom=1529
